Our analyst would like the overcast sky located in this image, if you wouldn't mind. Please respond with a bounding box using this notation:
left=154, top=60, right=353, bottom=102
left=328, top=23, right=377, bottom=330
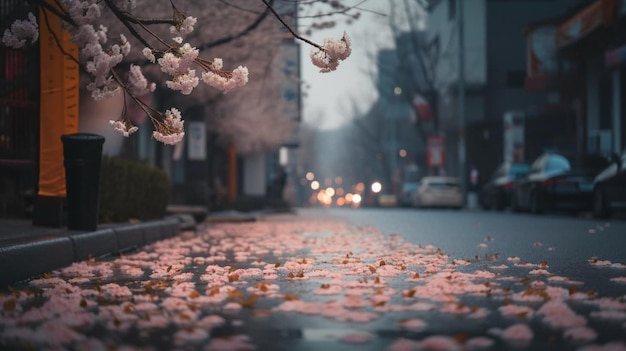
left=299, top=2, right=394, bottom=130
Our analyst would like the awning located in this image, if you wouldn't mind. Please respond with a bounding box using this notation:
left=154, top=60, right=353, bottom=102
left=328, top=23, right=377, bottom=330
left=526, top=25, right=557, bottom=78
left=556, top=0, right=617, bottom=48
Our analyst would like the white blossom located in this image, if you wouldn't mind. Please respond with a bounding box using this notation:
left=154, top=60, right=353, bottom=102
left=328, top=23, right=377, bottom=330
left=152, top=131, right=185, bottom=145
left=201, top=64, right=249, bottom=94
left=166, top=70, right=199, bottom=95
left=158, top=52, right=181, bottom=76
left=212, top=58, right=224, bottom=70
left=142, top=47, right=156, bottom=63
left=128, top=64, right=155, bottom=96
left=156, top=41, right=200, bottom=94
left=119, top=34, right=130, bottom=56
left=170, top=16, right=197, bottom=36
left=153, top=108, right=185, bottom=145
left=65, top=0, right=102, bottom=26
left=310, top=32, right=352, bottom=73
left=2, top=12, right=38, bottom=48
left=109, top=120, right=138, bottom=137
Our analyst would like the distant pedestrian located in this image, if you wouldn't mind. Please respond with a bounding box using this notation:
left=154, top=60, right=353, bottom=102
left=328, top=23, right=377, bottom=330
left=271, top=167, right=287, bottom=200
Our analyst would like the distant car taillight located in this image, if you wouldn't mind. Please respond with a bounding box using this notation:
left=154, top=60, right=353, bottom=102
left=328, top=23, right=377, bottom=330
left=503, top=181, right=514, bottom=190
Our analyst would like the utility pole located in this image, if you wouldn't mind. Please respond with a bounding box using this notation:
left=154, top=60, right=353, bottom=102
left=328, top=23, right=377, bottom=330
left=457, top=0, right=466, bottom=200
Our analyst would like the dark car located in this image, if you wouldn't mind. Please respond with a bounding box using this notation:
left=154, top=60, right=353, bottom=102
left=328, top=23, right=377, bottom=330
left=511, top=152, right=609, bottom=214
left=592, top=150, right=626, bottom=218
left=399, top=181, right=420, bottom=207
left=480, top=162, right=529, bottom=211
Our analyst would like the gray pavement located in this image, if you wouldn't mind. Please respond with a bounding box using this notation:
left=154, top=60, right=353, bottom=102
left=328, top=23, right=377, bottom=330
left=0, top=207, right=273, bottom=287
left=0, top=216, right=184, bottom=287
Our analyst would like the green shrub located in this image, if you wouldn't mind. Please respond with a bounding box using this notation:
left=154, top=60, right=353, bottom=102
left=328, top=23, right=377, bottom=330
left=99, top=156, right=169, bottom=223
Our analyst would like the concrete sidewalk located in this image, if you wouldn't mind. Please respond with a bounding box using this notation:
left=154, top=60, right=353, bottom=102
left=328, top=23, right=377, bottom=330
left=0, top=205, right=292, bottom=287
left=0, top=216, right=186, bottom=287
left=0, top=205, right=281, bottom=287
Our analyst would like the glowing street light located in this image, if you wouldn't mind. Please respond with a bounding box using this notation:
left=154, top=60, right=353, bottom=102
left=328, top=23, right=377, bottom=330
left=306, top=172, right=315, bottom=181
left=371, top=181, right=382, bottom=194
left=325, top=187, right=335, bottom=197
left=311, top=180, right=320, bottom=190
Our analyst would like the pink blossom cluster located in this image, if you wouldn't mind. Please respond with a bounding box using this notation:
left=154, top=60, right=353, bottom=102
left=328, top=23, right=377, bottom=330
left=109, top=119, right=138, bottom=137
left=128, top=64, right=156, bottom=96
left=154, top=42, right=200, bottom=95
left=170, top=16, right=197, bottom=36
left=1, top=12, right=38, bottom=48
left=2, top=3, right=353, bottom=147
left=70, top=17, right=132, bottom=100
left=152, top=108, right=185, bottom=145
left=310, top=32, right=352, bottom=73
left=201, top=58, right=250, bottom=94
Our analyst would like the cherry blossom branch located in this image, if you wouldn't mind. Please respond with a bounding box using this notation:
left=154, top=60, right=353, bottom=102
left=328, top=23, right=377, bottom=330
left=37, top=0, right=78, bottom=27
left=103, top=0, right=153, bottom=48
left=40, top=5, right=79, bottom=65
left=197, top=2, right=273, bottom=50
left=2, top=0, right=352, bottom=145
left=260, top=0, right=351, bottom=73
left=261, top=0, right=323, bottom=50
left=109, top=69, right=185, bottom=144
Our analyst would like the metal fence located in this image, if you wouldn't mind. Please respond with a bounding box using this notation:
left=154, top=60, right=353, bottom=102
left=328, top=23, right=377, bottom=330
left=1, top=0, right=39, bottom=161
left=1, top=1, right=39, bottom=217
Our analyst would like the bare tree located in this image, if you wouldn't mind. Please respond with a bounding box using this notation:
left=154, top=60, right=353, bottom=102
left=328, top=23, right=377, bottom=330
left=387, top=0, right=458, bottom=142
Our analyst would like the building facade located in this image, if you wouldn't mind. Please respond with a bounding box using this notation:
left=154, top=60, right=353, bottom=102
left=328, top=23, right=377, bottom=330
left=526, top=0, right=625, bottom=158
left=0, top=1, right=40, bottom=218
left=425, top=0, right=590, bottom=183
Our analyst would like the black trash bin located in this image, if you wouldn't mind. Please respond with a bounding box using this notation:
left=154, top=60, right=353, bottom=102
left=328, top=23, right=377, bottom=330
left=61, top=133, right=105, bottom=231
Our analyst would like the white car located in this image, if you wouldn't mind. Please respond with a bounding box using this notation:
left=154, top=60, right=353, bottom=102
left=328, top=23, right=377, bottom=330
left=413, top=176, right=464, bottom=209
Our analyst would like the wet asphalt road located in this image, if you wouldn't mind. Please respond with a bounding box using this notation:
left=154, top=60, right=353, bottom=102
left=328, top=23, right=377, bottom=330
left=328, top=207, right=626, bottom=295
left=1, top=207, right=626, bottom=351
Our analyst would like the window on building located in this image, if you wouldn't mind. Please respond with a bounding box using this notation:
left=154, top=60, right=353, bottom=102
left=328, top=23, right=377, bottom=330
left=448, top=0, right=456, bottom=20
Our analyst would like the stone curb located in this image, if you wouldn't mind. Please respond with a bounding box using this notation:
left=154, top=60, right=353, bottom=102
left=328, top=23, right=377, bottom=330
left=0, top=216, right=188, bottom=287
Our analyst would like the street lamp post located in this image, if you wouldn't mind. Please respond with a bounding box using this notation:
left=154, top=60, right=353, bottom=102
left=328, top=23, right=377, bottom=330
left=457, top=0, right=466, bottom=203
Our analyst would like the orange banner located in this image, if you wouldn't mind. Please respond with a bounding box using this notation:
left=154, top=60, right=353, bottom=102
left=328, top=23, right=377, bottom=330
left=556, top=0, right=617, bottom=48
left=38, top=2, right=79, bottom=197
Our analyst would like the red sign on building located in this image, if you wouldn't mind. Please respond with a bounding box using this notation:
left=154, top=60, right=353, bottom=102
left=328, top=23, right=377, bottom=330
left=426, top=136, right=445, bottom=169
left=413, top=94, right=433, bottom=121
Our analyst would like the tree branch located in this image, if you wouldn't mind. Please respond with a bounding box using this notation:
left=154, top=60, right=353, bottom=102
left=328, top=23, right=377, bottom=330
left=261, top=0, right=323, bottom=50
left=40, top=5, right=80, bottom=66
left=34, top=0, right=78, bottom=27
left=197, top=0, right=273, bottom=50
left=102, top=0, right=152, bottom=48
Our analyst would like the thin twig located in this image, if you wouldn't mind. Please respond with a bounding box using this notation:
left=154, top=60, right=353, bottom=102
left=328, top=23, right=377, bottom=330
left=36, top=0, right=78, bottom=27
left=103, top=0, right=152, bottom=48
left=40, top=7, right=80, bottom=65
left=110, top=69, right=161, bottom=124
left=197, top=0, right=272, bottom=50
left=260, top=0, right=323, bottom=51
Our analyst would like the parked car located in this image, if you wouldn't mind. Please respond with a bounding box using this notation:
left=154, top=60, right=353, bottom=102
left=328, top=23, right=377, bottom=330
left=592, top=150, right=626, bottom=218
left=511, top=152, right=609, bottom=214
left=413, top=176, right=463, bottom=209
left=480, top=162, right=529, bottom=211
left=399, top=181, right=420, bottom=207
left=377, top=194, right=398, bottom=207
